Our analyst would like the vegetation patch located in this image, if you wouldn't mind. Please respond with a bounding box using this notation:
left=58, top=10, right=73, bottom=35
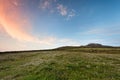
left=0, top=48, right=120, bottom=80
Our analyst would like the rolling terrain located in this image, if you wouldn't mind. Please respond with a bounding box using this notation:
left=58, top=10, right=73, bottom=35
left=0, top=45, right=120, bottom=80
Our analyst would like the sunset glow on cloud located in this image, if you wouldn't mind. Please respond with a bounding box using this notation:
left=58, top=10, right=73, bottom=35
left=0, top=0, right=36, bottom=42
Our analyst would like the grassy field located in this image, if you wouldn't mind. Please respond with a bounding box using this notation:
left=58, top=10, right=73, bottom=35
left=0, top=48, right=120, bottom=80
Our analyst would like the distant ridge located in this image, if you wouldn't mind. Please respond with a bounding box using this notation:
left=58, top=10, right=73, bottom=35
left=84, top=43, right=113, bottom=48
left=55, top=43, right=114, bottom=50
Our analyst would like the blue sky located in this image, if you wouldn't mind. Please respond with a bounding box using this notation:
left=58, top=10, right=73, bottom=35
left=0, top=0, right=120, bottom=51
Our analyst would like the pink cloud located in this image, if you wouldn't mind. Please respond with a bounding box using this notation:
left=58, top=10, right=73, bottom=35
left=12, top=0, right=19, bottom=6
left=0, top=0, right=38, bottom=42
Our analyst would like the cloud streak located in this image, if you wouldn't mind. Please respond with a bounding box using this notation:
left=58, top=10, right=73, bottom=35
left=84, top=26, right=120, bottom=35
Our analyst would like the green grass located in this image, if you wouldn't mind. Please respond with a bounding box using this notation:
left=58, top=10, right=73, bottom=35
left=0, top=48, right=120, bottom=80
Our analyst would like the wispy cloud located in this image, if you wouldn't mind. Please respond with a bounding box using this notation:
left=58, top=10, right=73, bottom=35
left=84, top=26, right=120, bottom=35
left=66, top=9, right=76, bottom=20
left=39, top=0, right=76, bottom=19
left=39, top=0, right=56, bottom=10
left=56, top=4, right=76, bottom=20
left=57, top=4, right=67, bottom=16
left=40, top=0, right=50, bottom=9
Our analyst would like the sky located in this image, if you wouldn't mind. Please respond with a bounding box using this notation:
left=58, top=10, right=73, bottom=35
left=0, top=0, right=120, bottom=51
